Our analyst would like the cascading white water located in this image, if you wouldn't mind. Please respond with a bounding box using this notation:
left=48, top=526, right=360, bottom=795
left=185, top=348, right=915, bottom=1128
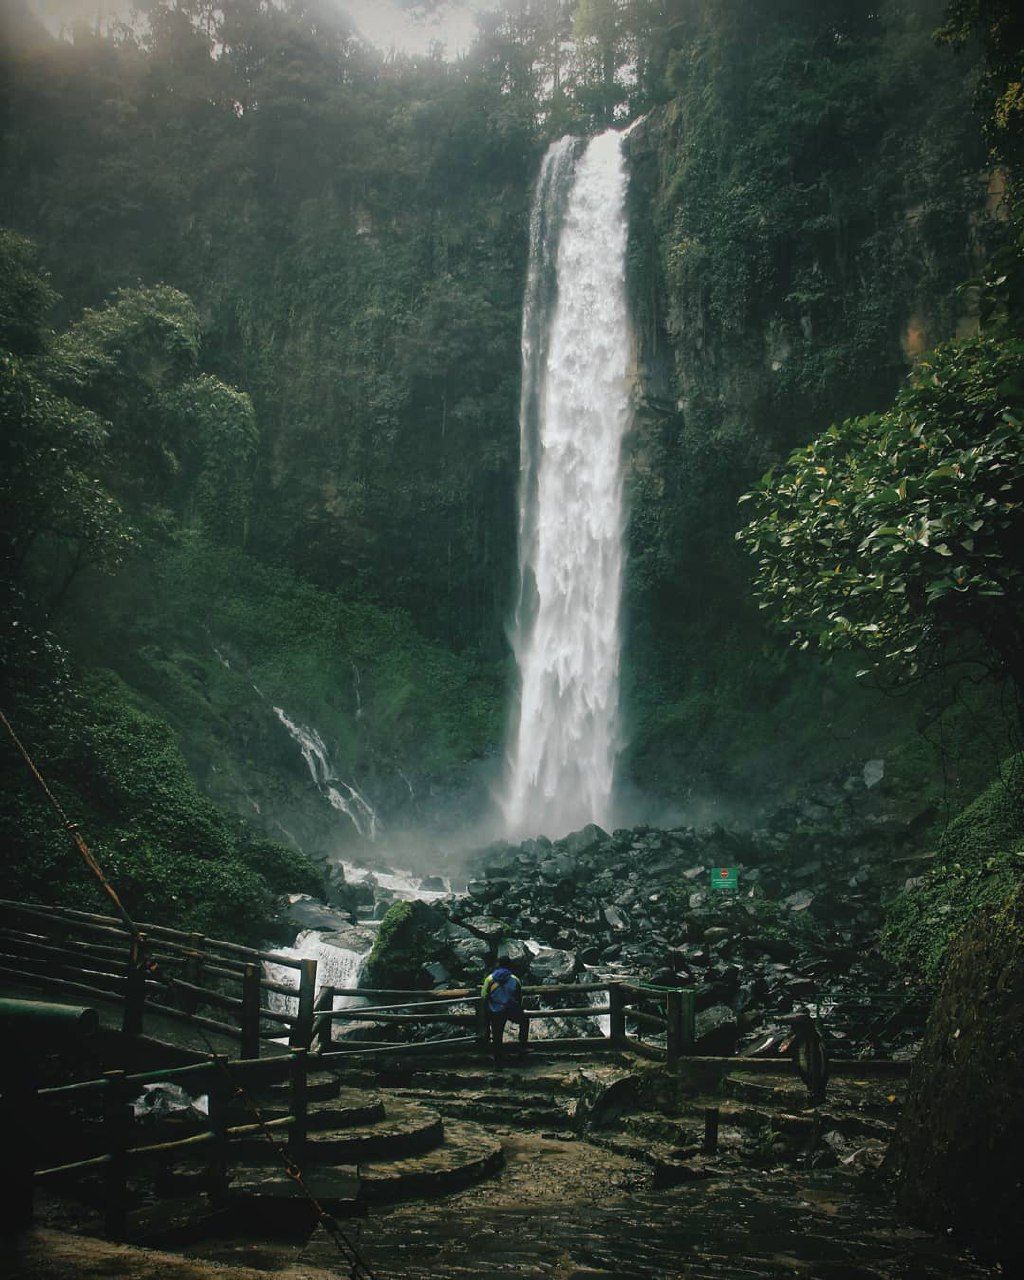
left=272, top=707, right=381, bottom=840
left=264, top=929, right=371, bottom=1047
left=504, top=128, right=633, bottom=839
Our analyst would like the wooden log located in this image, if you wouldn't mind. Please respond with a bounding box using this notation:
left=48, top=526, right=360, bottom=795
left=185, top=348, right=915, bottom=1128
left=627, top=1038, right=667, bottom=1061
left=205, top=1055, right=230, bottom=1205
left=0, top=1051, right=38, bottom=1231
left=525, top=1005, right=610, bottom=1020
left=0, top=961, right=124, bottom=1008
left=326, top=1010, right=475, bottom=1025
left=324, top=995, right=479, bottom=1016
left=122, top=934, right=147, bottom=1037
left=608, top=983, right=626, bottom=1045
left=102, top=1070, right=131, bottom=1240
left=0, top=932, right=128, bottom=973
left=311, top=984, right=334, bottom=1052
left=0, top=948, right=126, bottom=994
left=288, top=1049, right=308, bottom=1162
left=322, top=1035, right=480, bottom=1057
left=145, top=999, right=242, bottom=1042
left=240, top=964, right=261, bottom=1059
left=666, top=990, right=685, bottom=1065
left=182, top=934, right=204, bottom=1017
left=289, top=958, right=317, bottom=1050
left=626, top=1008, right=667, bottom=1031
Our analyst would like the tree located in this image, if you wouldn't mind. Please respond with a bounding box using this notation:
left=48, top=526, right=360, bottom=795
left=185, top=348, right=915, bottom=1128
left=737, top=336, right=1024, bottom=687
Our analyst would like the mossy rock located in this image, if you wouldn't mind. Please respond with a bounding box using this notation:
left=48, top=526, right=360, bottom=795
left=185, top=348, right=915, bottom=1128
left=362, top=900, right=445, bottom=989
left=889, top=881, right=1024, bottom=1266
left=881, top=757, right=1024, bottom=982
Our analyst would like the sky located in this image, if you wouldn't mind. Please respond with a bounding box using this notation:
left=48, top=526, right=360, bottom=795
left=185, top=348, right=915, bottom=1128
left=25, top=0, right=503, bottom=58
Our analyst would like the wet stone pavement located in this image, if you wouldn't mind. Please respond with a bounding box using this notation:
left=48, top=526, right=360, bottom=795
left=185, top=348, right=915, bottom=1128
left=294, top=1132, right=994, bottom=1280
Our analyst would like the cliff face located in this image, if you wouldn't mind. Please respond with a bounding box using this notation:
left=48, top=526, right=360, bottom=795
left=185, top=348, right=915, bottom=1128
left=618, top=0, right=994, bottom=811
left=889, top=881, right=1024, bottom=1265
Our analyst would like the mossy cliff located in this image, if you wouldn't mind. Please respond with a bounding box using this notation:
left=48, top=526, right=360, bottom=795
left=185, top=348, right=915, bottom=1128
left=889, top=879, right=1024, bottom=1266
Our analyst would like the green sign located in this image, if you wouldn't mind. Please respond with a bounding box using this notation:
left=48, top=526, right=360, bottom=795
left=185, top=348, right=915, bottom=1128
left=710, top=866, right=738, bottom=891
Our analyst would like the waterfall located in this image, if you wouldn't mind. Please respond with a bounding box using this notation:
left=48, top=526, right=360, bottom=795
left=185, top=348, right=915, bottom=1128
left=272, top=707, right=381, bottom=841
left=264, top=929, right=371, bottom=1047
left=504, top=128, right=633, bottom=839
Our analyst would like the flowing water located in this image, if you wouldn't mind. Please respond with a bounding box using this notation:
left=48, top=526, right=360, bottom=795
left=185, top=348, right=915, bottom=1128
left=271, top=706, right=381, bottom=840
left=504, top=128, right=633, bottom=839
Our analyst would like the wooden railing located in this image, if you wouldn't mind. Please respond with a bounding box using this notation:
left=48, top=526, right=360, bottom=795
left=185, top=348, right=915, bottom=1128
left=0, top=899, right=317, bottom=1055
left=23, top=1050, right=307, bottom=1238
left=314, top=980, right=696, bottom=1063
left=0, top=899, right=697, bottom=1065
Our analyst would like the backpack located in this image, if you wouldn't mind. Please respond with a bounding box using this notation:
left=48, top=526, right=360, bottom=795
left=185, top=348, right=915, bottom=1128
left=485, top=967, right=521, bottom=1013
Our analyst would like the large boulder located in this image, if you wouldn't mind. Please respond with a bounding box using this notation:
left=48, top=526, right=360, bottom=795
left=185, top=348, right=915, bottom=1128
left=889, top=882, right=1024, bottom=1267
left=529, top=947, right=578, bottom=984
left=361, top=900, right=445, bottom=989
left=694, top=1004, right=740, bottom=1055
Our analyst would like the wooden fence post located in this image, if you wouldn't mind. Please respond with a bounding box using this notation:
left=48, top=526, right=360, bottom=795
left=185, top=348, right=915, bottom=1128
left=102, top=1069, right=130, bottom=1240
left=312, top=984, right=335, bottom=1052
left=666, top=990, right=684, bottom=1065
left=288, top=1049, right=309, bottom=1163
left=608, top=983, right=626, bottom=1046
left=289, top=958, right=317, bottom=1050
left=0, top=1057, right=38, bottom=1232
left=475, top=995, right=489, bottom=1049
left=241, top=964, right=261, bottom=1059
left=183, top=932, right=204, bottom=1016
left=206, top=1056, right=230, bottom=1204
left=679, top=988, right=696, bottom=1055
left=122, top=933, right=147, bottom=1037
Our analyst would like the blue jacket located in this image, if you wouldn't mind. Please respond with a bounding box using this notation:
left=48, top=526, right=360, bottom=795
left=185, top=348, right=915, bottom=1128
left=482, top=966, right=522, bottom=1014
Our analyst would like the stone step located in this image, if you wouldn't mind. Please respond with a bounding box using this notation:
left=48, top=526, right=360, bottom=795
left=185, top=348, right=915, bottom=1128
left=386, top=1086, right=569, bottom=1128
left=229, top=1088, right=385, bottom=1133
left=297, top=1101, right=444, bottom=1165
left=259, top=1070, right=343, bottom=1104
left=224, top=1166, right=363, bottom=1233
left=358, top=1120, right=504, bottom=1203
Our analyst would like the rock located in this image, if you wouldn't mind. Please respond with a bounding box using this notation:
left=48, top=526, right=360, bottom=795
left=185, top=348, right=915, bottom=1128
left=467, top=878, right=500, bottom=901
left=282, top=895, right=354, bottom=934
left=863, top=758, right=885, bottom=788
left=539, top=854, right=574, bottom=881
left=603, top=905, right=629, bottom=931
left=419, top=875, right=446, bottom=892
left=422, top=961, right=452, bottom=987
left=694, top=1004, right=740, bottom=1055
left=529, top=947, right=578, bottom=984
left=497, top=939, right=531, bottom=970
left=462, top=915, right=506, bottom=943
left=783, top=890, right=814, bottom=912
left=450, top=937, right=490, bottom=970
left=564, top=824, right=609, bottom=857
left=703, top=927, right=730, bottom=944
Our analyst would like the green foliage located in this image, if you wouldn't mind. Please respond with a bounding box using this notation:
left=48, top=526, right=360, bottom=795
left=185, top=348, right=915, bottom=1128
left=882, top=755, right=1024, bottom=981
left=738, top=337, right=1024, bottom=684
left=0, top=668, right=324, bottom=941
left=0, top=230, right=57, bottom=355
left=363, top=899, right=436, bottom=989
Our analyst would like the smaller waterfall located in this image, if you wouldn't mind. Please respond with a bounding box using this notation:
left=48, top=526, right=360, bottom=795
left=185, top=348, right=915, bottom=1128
left=272, top=707, right=381, bottom=840
left=264, top=929, right=372, bottom=1048
left=340, top=861, right=452, bottom=903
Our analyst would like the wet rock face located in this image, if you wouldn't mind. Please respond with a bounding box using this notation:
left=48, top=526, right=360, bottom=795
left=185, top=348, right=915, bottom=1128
left=890, top=883, right=1024, bottom=1267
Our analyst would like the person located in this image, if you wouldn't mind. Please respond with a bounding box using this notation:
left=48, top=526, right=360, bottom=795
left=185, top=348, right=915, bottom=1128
left=787, top=1008, right=829, bottom=1104
left=482, top=958, right=529, bottom=1068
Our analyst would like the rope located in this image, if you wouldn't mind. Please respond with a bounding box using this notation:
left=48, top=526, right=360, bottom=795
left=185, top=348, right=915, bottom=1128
left=0, top=706, right=376, bottom=1280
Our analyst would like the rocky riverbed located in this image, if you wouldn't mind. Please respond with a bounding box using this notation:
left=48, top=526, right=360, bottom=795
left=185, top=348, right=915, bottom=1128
left=278, top=761, right=936, bottom=1061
